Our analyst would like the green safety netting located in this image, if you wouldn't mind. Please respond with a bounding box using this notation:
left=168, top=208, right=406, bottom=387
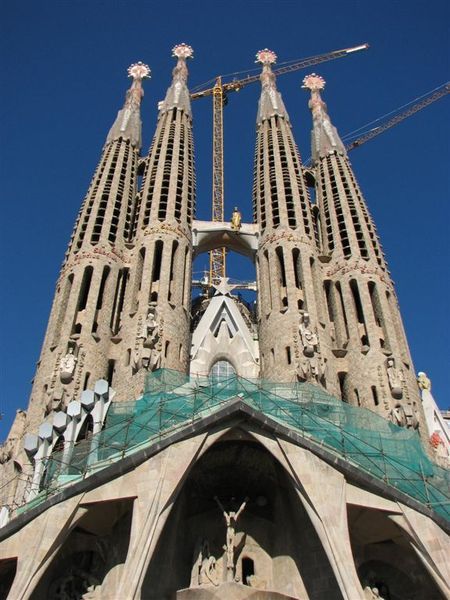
left=37, top=369, right=449, bottom=522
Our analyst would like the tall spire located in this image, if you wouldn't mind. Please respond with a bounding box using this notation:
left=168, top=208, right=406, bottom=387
left=255, top=49, right=289, bottom=124
left=302, top=73, right=346, bottom=164
left=106, top=61, right=150, bottom=149
left=159, top=43, right=193, bottom=118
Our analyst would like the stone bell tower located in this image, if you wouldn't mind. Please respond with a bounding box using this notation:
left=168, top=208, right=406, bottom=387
left=112, top=43, right=197, bottom=401
left=253, top=50, right=327, bottom=386
left=24, top=61, right=151, bottom=433
left=302, top=73, right=426, bottom=429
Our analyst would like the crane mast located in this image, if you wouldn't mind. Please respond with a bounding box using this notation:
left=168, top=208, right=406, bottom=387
left=210, top=77, right=226, bottom=284
left=192, top=43, right=370, bottom=286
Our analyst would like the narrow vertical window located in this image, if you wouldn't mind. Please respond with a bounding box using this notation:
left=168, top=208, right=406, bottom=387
left=110, top=268, right=129, bottom=334
left=350, top=279, right=369, bottom=347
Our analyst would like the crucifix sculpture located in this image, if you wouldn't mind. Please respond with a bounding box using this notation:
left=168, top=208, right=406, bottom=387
left=214, top=496, right=249, bottom=581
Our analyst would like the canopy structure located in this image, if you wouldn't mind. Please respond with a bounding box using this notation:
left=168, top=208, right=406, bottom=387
left=30, top=369, right=449, bottom=523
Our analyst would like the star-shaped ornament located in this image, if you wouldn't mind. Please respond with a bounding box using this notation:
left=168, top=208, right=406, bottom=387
left=213, top=277, right=238, bottom=297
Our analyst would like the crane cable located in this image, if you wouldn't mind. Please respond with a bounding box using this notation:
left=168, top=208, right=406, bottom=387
left=340, top=83, right=449, bottom=143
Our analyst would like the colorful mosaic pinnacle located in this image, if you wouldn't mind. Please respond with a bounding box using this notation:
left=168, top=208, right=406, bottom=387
left=255, top=48, right=277, bottom=65
left=127, top=62, right=151, bottom=80
left=172, top=43, right=194, bottom=60
left=302, top=73, right=326, bottom=91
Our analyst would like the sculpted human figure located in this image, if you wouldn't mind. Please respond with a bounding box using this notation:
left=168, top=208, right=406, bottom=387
left=135, top=306, right=161, bottom=371
left=231, top=207, right=242, bottom=231
left=417, top=371, right=431, bottom=391
left=214, top=496, right=248, bottom=579
left=197, top=539, right=219, bottom=587
left=59, top=347, right=77, bottom=383
left=386, top=358, right=403, bottom=398
left=299, top=312, right=318, bottom=358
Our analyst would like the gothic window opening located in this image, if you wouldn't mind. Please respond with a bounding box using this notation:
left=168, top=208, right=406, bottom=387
left=168, top=240, right=179, bottom=302
left=275, top=247, right=288, bottom=309
left=242, top=557, right=255, bottom=586
left=335, top=282, right=350, bottom=340
left=131, top=247, right=145, bottom=313
left=71, top=267, right=93, bottom=335
left=52, top=273, right=73, bottom=347
left=152, top=240, right=164, bottom=283
left=371, top=386, right=379, bottom=406
left=181, top=247, right=189, bottom=308
left=286, top=346, right=292, bottom=365
left=78, top=266, right=94, bottom=312
left=107, top=359, right=116, bottom=386
left=110, top=268, right=129, bottom=335
left=292, top=248, right=303, bottom=290
left=92, top=265, right=110, bottom=334
left=350, top=279, right=369, bottom=347
left=209, top=360, right=236, bottom=379
left=83, top=372, right=90, bottom=391
left=338, top=372, right=348, bottom=402
left=368, top=281, right=391, bottom=352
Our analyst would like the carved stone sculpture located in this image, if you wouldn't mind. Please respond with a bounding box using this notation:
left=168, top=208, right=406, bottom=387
left=417, top=371, right=431, bottom=391
left=386, top=358, right=403, bottom=399
left=214, top=496, right=248, bottom=581
left=299, top=312, right=319, bottom=358
left=231, top=207, right=242, bottom=231
left=389, top=403, right=419, bottom=430
left=134, top=306, right=161, bottom=372
left=59, top=348, right=77, bottom=383
left=363, top=586, right=385, bottom=600
left=198, top=540, right=219, bottom=587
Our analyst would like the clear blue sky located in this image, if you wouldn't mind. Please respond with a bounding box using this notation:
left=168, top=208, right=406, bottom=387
left=0, top=0, right=449, bottom=439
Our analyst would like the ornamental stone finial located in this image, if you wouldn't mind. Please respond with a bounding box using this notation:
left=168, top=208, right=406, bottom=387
left=159, top=43, right=194, bottom=117
left=106, top=60, right=150, bottom=148
left=128, top=61, right=151, bottom=81
left=255, top=49, right=277, bottom=65
left=255, top=48, right=289, bottom=124
left=303, top=72, right=346, bottom=163
left=302, top=73, right=326, bottom=92
left=172, top=43, right=194, bottom=60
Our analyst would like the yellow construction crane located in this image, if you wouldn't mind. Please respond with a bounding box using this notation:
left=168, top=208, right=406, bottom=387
left=344, top=82, right=450, bottom=151
left=191, top=43, right=370, bottom=286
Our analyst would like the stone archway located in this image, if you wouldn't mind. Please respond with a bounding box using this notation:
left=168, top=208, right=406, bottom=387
left=31, top=498, right=134, bottom=599
left=347, top=505, right=442, bottom=600
left=0, top=558, right=17, bottom=599
left=142, top=437, right=343, bottom=599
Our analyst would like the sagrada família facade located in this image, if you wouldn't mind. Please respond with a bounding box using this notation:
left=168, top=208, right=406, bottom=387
left=0, top=44, right=448, bottom=599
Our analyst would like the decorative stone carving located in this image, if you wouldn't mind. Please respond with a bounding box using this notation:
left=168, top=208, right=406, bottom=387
left=363, top=586, right=385, bottom=600
left=196, top=539, right=219, bottom=587
left=133, top=306, right=161, bottom=372
left=48, top=567, right=100, bottom=600
left=297, top=312, right=324, bottom=383
left=247, top=574, right=267, bottom=589
left=389, top=403, right=419, bottom=430
left=417, top=371, right=431, bottom=391
left=299, top=312, right=319, bottom=357
left=214, top=496, right=248, bottom=581
left=60, top=347, right=77, bottom=383
left=386, top=358, right=403, bottom=399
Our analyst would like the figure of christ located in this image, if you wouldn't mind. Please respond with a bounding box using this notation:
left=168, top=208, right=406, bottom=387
left=214, top=496, right=249, bottom=580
